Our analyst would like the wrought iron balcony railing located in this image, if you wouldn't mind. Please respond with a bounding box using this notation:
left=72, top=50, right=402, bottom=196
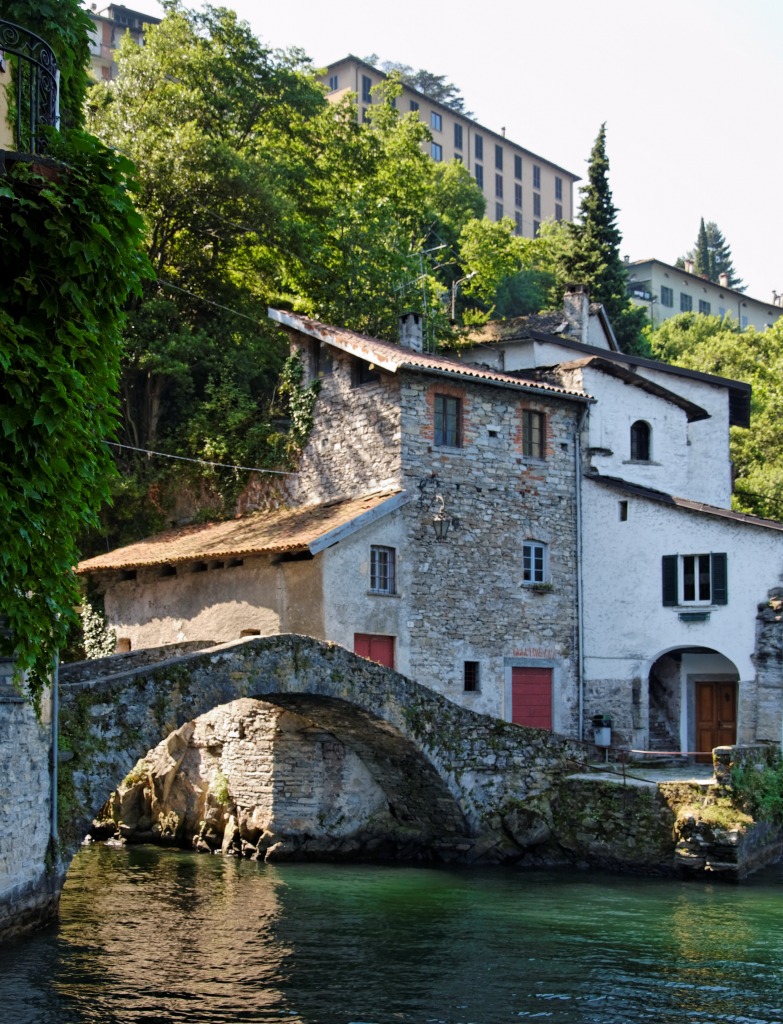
left=0, top=20, right=59, bottom=156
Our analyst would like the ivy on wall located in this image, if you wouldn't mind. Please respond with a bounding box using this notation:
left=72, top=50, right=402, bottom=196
left=0, top=129, right=151, bottom=710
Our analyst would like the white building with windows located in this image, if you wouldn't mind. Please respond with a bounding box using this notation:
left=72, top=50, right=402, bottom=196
left=322, top=56, right=578, bottom=238
left=626, top=257, right=783, bottom=331
left=79, top=289, right=783, bottom=755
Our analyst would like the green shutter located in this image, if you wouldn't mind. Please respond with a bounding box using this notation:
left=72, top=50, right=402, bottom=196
left=711, top=553, right=728, bottom=605
left=662, top=555, right=678, bottom=606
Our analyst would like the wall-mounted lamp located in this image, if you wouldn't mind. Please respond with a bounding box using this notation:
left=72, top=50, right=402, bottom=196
left=431, top=494, right=452, bottom=541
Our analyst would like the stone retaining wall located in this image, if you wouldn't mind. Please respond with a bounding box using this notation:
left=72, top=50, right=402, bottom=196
left=0, top=658, right=62, bottom=944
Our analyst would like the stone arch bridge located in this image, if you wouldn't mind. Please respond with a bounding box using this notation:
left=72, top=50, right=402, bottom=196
left=59, top=634, right=587, bottom=864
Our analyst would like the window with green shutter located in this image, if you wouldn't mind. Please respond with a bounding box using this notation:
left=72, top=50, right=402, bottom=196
left=662, top=553, right=727, bottom=606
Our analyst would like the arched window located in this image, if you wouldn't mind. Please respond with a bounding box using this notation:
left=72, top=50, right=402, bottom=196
left=630, top=420, right=651, bottom=461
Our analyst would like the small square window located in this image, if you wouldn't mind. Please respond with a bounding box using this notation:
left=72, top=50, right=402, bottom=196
left=522, top=409, right=545, bottom=458
left=464, top=661, right=480, bottom=692
left=434, top=393, right=461, bottom=447
left=431, top=111, right=442, bottom=131
left=410, top=99, right=419, bottom=112
left=353, top=359, right=380, bottom=387
left=370, top=546, right=396, bottom=595
left=431, top=141, right=443, bottom=162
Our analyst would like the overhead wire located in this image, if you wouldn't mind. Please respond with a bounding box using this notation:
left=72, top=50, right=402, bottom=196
left=104, top=441, right=296, bottom=476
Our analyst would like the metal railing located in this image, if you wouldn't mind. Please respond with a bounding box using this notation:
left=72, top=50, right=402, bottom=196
left=0, top=20, right=59, bottom=155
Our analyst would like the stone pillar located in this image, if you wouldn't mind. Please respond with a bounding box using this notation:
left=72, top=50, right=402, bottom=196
left=0, top=650, right=62, bottom=943
left=753, top=590, right=783, bottom=747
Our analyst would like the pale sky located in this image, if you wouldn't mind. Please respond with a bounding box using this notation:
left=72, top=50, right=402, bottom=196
left=121, top=0, right=782, bottom=302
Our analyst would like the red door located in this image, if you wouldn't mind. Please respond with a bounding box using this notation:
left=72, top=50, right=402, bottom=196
left=511, top=667, right=552, bottom=729
left=354, top=633, right=395, bottom=669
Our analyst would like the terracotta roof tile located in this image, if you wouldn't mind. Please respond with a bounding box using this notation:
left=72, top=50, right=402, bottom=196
left=77, top=489, right=402, bottom=573
left=268, top=309, right=590, bottom=403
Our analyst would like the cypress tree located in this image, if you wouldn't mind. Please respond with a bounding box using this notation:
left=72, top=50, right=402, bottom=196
left=563, top=123, right=647, bottom=353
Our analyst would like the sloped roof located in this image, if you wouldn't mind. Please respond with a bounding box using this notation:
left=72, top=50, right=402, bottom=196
left=268, top=309, right=591, bottom=404
left=589, top=475, right=783, bottom=532
left=77, top=489, right=404, bottom=573
left=523, top=356, right=711, bottom=423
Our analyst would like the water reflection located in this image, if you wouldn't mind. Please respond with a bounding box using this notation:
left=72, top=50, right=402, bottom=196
left=1, top=846, right=783, bottom=1023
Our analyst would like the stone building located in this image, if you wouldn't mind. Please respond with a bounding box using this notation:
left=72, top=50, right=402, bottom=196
left=79, top=312, right=589, bottom=731
left=80, top=290, right=783, bottom=754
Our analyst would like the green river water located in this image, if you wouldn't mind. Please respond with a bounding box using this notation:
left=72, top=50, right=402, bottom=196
left=2, top=843, right=783, bottom=1024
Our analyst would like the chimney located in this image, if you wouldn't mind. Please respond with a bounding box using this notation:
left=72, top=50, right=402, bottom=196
left=563, top=283, right=590, bottom=344
left=719, top=272, right=729, bottom=288
left=684, top=258, right=694, bottom=274
left=399, top=311, right=423, bottom=352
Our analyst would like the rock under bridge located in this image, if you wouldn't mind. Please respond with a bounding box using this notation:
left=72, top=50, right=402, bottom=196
left=59, top=634, right=587, bottom=865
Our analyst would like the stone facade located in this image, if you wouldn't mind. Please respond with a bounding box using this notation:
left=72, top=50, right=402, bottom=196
left=0, top=657, right=61, bottom=943
left=287, top=330, right=583, bottom=727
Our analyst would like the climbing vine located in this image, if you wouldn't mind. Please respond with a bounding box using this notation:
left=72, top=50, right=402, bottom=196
left=276, top=354, right=320, bottom=456
left=0, top=128, right=150, bottom=710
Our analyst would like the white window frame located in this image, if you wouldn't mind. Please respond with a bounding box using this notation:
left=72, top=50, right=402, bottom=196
left=522, top=541, right=548, bottom=584
left=679, top=554, right=712, bottom=605
left=370, top=545, right=396, bottom=595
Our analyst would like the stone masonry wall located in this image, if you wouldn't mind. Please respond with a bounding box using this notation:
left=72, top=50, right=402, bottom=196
left=285, top=335, right=402, bottom=505
left=0, top=658, right=61, bottom=943
left=753, top=589, right=783, bottom=744
left=58, top=635, right=589, bottom=866
left=399, top=374, right=581, bottom=731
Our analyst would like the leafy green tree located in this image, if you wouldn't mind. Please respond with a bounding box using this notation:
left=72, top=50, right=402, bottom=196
left=364, top=56, right=472, bottom=115
left=1, top=83, right=149, bottom=705
left=649, top=313, right=783, bottom=519
left=678, top=218, right=744, bottom=291
left=85, top=2, right=323, bottom=472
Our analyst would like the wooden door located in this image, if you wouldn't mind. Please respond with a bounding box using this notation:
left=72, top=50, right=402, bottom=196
left=695, top=681, right=736, bottom=762
left=511, top=667, right=552, bottom=729
left=354, top=633, right=395, bottom=669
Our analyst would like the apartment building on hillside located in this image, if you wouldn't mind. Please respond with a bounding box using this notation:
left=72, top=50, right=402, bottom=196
left=626, top=258, right=783, bottom=332
left=323, top=56, right=578, bottom=239
left=87, top=4, right=160, bottom=81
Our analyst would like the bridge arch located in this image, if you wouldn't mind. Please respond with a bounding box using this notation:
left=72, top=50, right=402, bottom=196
left=59, top=634, right=583, bottom=864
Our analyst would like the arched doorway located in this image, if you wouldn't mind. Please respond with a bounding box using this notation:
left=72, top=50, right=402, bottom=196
left=648, top=647, right=739, bottom=761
